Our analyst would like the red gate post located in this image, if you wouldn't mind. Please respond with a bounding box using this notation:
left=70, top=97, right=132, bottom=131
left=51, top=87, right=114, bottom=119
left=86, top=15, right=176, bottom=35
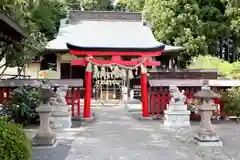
left=140, top=64, right=149, bottom=118
left=84, top=61, right=92, bottom=119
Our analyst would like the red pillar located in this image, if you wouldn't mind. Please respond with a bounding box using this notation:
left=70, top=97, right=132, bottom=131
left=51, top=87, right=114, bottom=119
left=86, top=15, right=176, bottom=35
left=84, top=62, right=92, bottom=118
left=141, top=65, right=149, bottom=117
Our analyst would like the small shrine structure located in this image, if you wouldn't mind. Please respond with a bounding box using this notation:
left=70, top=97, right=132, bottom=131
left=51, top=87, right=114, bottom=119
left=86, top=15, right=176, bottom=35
left=66, top=21, right=165, bottom=119
left=46, top=11, right=184, bottom=119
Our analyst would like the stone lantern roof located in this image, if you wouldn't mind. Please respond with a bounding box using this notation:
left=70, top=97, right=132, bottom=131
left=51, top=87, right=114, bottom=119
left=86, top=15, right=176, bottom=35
left=194, top=80, right=220, bottom=98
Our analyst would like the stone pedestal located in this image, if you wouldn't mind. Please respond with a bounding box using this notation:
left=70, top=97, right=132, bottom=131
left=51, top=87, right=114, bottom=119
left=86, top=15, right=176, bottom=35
left=50, top=105, right=72, bottom=129
left=193, top=104, right=223, bottom=147
left=32, top=104, right=56, bottom=146
left=164, top=103, right=190, bottom=127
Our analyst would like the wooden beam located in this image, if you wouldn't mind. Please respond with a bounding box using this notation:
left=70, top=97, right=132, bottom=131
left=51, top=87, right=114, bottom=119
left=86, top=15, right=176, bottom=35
left=71, top=59, right=160, bottom=66
left=69, top=50, right=163, bottom=56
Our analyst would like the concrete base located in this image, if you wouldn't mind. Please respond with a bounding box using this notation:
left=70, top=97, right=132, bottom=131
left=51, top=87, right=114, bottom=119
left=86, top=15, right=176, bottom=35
left=32, top=134, right=56, bottom=146
left=164, top=110, right=190, bottom=127
left=139, top=116, right=153, bottom=120
left=82, top=116, right=94, bottom=122
left=193, top=137, right=223, bottom=147
left=164, top=121, right=190, bottom=127
left=72, top=116, right=82, bottom=121
left=50, top=115, right=72, bottom=129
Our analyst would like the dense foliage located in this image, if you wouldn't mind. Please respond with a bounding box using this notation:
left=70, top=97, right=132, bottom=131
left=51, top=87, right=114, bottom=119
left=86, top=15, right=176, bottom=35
left=0, top=0, right=114, bottom=77
left=115, top=0, right=240, bottom=67
left=31, top=0, right=68, bottom=40
left=221, top=86, right=240, bottom=123
left=81, top=0, right=114, bottom=11
left=0, top=117, right=32, bottom=160
left=2, top=0, right=240, bottom=70
left=4, top=87, right=40, bottom=125
left=116, top=0, right=145, bottom=11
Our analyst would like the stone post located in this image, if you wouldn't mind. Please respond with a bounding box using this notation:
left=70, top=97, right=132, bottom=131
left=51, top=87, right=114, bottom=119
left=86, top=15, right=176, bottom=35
left=193, top=80, right=223, bottom=147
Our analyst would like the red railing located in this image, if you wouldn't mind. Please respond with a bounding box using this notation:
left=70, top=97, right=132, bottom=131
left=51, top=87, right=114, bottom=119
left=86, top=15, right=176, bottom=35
left=0, top=87, right=82, bottom=118
left=65, top=87, right=82, bottom=117
left=149, top=86, right=229, bottom=119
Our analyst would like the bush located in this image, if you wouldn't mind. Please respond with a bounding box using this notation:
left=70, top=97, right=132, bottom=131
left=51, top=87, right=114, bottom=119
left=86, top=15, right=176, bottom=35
left=6, top=86, right=40, bottom=125
left=0, top=117, right=32, bottom=160
left=221, top=86, right=240, bottom=123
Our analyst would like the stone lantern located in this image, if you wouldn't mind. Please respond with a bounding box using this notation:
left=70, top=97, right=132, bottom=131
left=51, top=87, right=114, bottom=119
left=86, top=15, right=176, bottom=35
left=193, top=80, right=223, bottom=147
left=32, top=81, right=57, bottom=146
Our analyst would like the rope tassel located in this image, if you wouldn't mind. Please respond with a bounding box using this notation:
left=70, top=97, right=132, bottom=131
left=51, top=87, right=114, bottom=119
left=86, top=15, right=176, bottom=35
left=128, top=70, right=134, bottom=79
left=92, top=65, right=99, bottom=79
left=140, top=64, right=147, bottom=74
left=100, top=67, right=106, bottom=79
left=86, top=62, right=92, bottom=72
left=113, top=66, right=120, bottom=78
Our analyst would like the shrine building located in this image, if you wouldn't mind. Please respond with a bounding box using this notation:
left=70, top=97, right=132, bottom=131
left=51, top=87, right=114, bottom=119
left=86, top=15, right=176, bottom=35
left=26, top=11, right=184, bottom=78
left=23, top=11, right=184, bottom=118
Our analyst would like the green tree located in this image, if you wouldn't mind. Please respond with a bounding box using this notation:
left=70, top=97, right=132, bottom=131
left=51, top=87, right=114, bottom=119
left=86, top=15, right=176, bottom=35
left=144, top=0, right=230, bottom=67
left=66, top=0, right=82, bottom=10
left=144, top=0, right=207, bottom=67
left=116, top=0, right=145, bottom=12
left=197, top=0, right=227, bottom=55
left=81, top=0, right=114, bottom=11
left=224, top=0, right=240, bottom=61
left=31, top=0, right=68, bottom=40
left=0, top=0, right=47, bottom=77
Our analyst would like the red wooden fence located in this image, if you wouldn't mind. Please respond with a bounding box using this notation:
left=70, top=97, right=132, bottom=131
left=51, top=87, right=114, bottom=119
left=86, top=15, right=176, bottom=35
left=0, top=87, right=82, bottom=118
left=149, top=86, right=228, bottom=119
left=65, top=87, right=82, bottom=117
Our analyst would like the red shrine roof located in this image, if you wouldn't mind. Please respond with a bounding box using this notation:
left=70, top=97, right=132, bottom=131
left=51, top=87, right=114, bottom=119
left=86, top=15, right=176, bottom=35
left=46, top=11, right=183, bottom=54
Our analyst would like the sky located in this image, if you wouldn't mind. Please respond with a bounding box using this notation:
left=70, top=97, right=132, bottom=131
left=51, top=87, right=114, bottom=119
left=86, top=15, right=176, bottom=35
left=113, top=0, right=119, bottom=5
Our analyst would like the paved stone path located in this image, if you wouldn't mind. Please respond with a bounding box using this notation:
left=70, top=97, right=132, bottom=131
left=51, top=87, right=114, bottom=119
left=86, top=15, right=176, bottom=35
left=65, top=108, right=201, bottom=160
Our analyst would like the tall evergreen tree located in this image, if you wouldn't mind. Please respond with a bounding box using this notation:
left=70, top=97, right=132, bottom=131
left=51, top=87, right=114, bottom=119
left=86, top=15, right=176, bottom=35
left=116, top=0, right=145, bottom=12
left=81, top=0, right=114, bottom=11
left=66, top=0, right=82, bottom=10
left=144, top=0, right=207, bottom=67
